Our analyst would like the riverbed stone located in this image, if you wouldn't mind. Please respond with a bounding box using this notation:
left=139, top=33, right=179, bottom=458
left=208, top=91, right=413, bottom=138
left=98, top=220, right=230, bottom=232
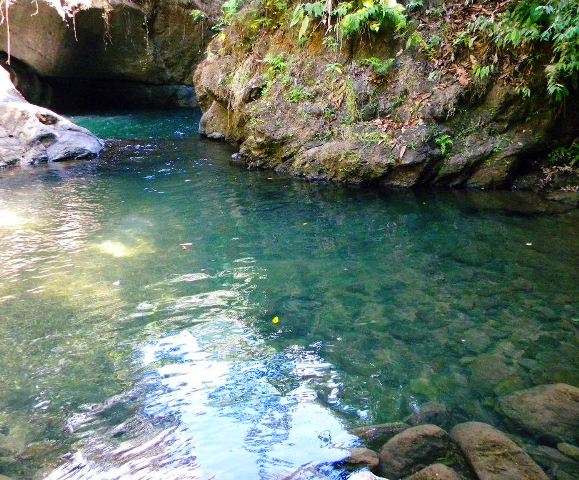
left=404, top=402, right=450, bottom=428
left=351, top=422, right=410, bottom=449
left=378, top=425, right=468, bottom=479
left=343, top=448, right=379, bottom=469
left=450, top=421, right=548, bottom=480
left=528, top=445, right=579, bottom=479
left=498, top=384, right=579, bottom=444
left=405, top=463, right=461, bottom=480
left=557, top=443, right=579, bottom=461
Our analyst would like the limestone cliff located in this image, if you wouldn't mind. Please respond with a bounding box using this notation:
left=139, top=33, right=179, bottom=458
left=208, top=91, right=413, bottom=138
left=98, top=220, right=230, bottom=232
left=0, top=0, right=220, bottom=108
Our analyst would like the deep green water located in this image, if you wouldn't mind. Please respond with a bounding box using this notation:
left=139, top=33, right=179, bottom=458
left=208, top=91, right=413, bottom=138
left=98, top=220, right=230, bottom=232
left=0, top=110, right=578, bottom=479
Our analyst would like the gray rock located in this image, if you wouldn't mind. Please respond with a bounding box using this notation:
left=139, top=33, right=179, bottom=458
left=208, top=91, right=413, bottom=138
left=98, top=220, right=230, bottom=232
left=351, top=422, right=410, bottom=449
left=343, top=447, right=379, bottom=469
left=405, top=463, right=461, bottom=480
left=404, top=402, right=450, bottom=428
left=0, top=66, right=103, bottom=168
left=498, top=384, right=579, bottom=444
left=378, top=425, right=468, bottom=479
left=450, top=421, right=548, bottom=480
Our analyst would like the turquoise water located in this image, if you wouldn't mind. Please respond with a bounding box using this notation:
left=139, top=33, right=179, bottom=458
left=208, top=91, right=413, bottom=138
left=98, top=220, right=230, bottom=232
left=0, top=111, right=578, bottom=479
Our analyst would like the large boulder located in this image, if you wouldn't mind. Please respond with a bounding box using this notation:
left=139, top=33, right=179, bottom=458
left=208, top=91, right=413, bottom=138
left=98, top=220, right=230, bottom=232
left=378, top=424, right=469, bottom=479
left=0, top=66, right=102, bottom=167
left=498, top=384, right=579, bottom=444
left=450, top=422, right=548, bottom=480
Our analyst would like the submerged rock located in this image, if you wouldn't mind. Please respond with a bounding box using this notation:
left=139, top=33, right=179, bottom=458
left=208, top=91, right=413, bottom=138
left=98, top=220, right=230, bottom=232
left=557, top=443, right=579, bottom=461
left=378, top=425, right=469, bottom=479
left=450, top=421, right=548, bottom=480
left=405, top=463, right=461, bottom=480
left=404, top=402, right=450, bottom=428
left=0, top=66, right=103, bottom=167
left=351, top=422, right=410, bottom=449
left=498, top=384, right=579, bottom=444
left=528, top=444, right=579, bottom=479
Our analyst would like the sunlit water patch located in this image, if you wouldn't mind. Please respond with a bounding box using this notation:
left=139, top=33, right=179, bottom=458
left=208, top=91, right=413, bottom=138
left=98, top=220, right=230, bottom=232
left=0, top=110, right=578, bottom=479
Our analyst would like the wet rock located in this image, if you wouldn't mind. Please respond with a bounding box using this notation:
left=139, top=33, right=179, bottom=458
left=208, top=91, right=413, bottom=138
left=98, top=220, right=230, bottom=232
left=528, top=445, right=579, bottom=480
left=0, top=474, right=14, bottom=480
left=450, top=421, right=548, bottom=480
left=378, top=425, right=469, bottom=479
left=404, top=402, right=450, bottom=428
left=351, top=422, right=410, bottom=449
left=343, top=448, right=379, bottom=469
left=469, top=353, right=517, bottom=393
left=498, top=384, right=579, bottom=444
left=557, top=443, right=579, bottom=461
left=405, top=463, right=461, bottom=480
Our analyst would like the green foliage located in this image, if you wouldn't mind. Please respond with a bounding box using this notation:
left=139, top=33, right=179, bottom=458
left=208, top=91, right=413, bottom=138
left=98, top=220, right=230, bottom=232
left=360, top=57, right=396, bottom=76
left=473, top=64, right=495, bottom=80
left=515, top=85, right=532, bottom=98
left=287, top=85, right=314, bottom=102
left=435, top=134, right=453, bottom=157
left=190, top=9, right=208, bottom=22
left=548, top=141, right=579, bottom=167
left=406, top=0, right=423, bottom=11
left=264, top=54, right=288, bottom=79
left=325, top=62, right=345, bottom=75
left=222, top=0, right=243, bottom=25
left=471, top=0, right=579, bottom=101
left=340, top=0, right=406, bottom=37
left=323, top=36, right=340, bottom=52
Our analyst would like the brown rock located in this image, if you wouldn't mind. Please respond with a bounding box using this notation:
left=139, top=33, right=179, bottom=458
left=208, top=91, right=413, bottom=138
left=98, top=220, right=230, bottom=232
left=498, top=384, right=579, bottom=443
left=405, top=463, right=461, bottom=480
left=352, top=422, right=410, bottom=449
left=343, top=447, right=379, bottom=469
left=378, top=425, right=468, bottom=479
left=450, top=421, right=548, bottom=480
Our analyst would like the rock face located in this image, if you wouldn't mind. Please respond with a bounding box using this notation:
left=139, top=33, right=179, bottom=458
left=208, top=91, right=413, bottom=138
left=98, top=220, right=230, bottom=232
left=0, top=0, right=220, bottom=108
left=450, top=422, right=549, bottom=480
left=378, top=424, right=469, bottom=479
left=0, top=66, right=103, bottom=167
left=193, top=1, right=579, bottom=188
left=498, top=384, right=579, bottom=444
left=406, top=464, right=462, bottom=480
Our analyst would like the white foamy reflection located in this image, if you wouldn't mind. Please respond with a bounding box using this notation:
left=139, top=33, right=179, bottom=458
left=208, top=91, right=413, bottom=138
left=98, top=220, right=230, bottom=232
left=47, top=323, right=355, bottom=480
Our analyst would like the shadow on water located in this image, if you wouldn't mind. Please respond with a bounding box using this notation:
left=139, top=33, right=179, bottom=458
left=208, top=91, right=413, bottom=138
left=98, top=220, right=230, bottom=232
left=0, top=110, right=577, bottom=479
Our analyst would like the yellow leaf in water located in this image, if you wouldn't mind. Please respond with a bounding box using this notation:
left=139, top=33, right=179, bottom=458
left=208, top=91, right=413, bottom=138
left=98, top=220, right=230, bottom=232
left=272, top=316, right=280, bottom=324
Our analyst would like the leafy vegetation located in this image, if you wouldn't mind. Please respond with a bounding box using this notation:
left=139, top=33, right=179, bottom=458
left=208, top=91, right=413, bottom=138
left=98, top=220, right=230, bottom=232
left=548, top=141, right=579, bottom=167
left=360, top=57, right=396, bottom=76
left=435, top=134, right=453, bottom=157
left=470, top=0, right=579, bottom=101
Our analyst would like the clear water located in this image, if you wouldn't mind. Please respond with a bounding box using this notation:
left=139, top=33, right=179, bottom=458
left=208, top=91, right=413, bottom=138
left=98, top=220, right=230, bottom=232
left=0, top=111, right=577, bottom=480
